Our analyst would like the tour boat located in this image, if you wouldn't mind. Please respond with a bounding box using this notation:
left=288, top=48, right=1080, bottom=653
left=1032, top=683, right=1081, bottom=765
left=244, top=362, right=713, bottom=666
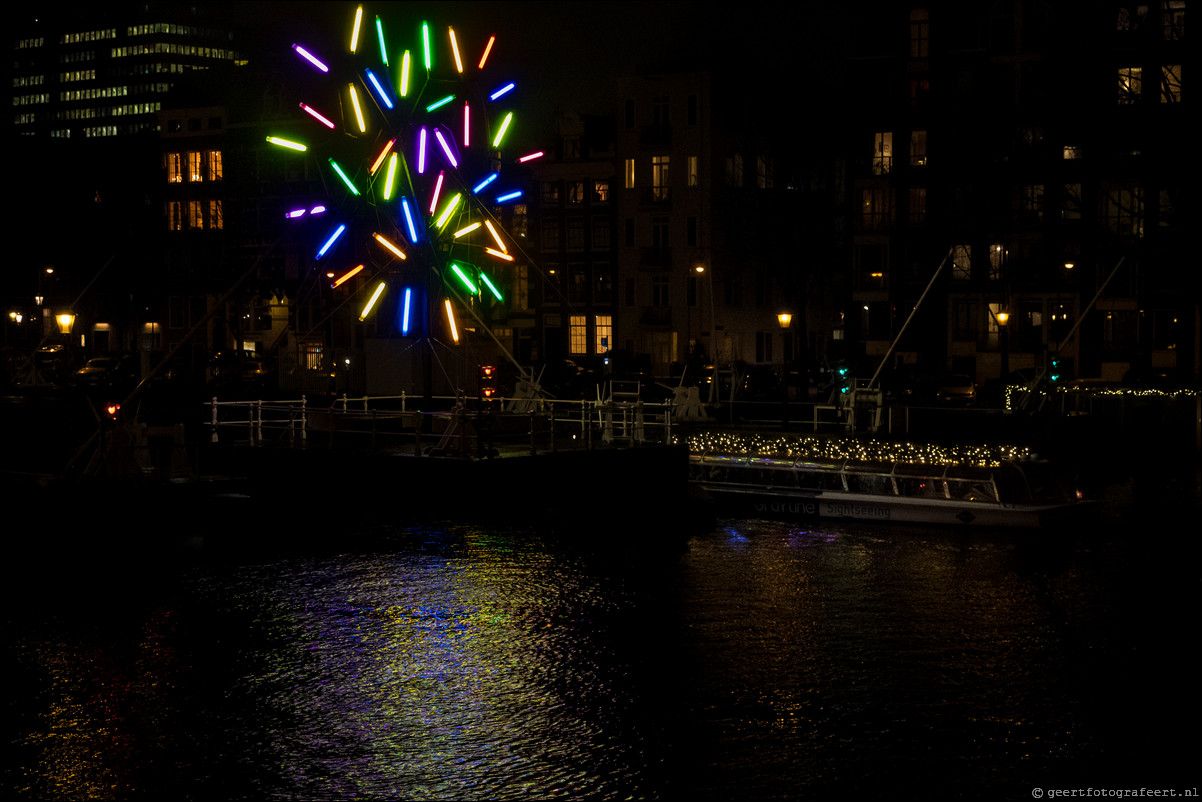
left=688, top=451, right=1087, bottom=527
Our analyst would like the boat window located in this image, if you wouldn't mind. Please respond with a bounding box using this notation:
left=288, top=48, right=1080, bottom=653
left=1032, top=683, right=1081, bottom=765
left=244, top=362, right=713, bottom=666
left=896, top=477, right=943, bottom=498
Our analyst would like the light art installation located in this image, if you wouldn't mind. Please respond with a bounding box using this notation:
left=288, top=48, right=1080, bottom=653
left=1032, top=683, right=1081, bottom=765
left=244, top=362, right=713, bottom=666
left=270, top=4, right=540, bottom=343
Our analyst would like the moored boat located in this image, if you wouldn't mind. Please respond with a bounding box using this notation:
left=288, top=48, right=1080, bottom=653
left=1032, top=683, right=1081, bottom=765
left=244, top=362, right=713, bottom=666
left=689, top=451, right=1087, bottom=527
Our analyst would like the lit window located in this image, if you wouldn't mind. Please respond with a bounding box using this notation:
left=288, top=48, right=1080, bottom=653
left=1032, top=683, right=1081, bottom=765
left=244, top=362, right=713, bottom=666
left=1063, top=145, right=1082, bottom=159
left=569, top=315, right=588, bottom=354
left=725, top=153, right=743, bottom=186
left=165, top=152, right=182, bottom=183
left=1102, top=186, right=1144, bottom=237
left=542, top=181, right=559, bottom=205
left=688, top=155, right=698, bottom=187
left=872, top=132, right=892, bottom=174
left=652, top=155, right=670, bottom=200
left=187, top=151, right=202, bottom=181
left=1161, top=64, right=1182, bottom=103
left=166, top=201, right=183, bottom=230
left=988, top=243, right=1006, bottom=280
left=593, top=179, right=609, bottom=203
left=187, top=200, right=203, bottom=228
left=206, top=149, right=223, bottom=181
left=1162, top=0, right=1184, bottom=40
left=860, top=187, right=892, bottom=230
left=910, top=130, right=927, bottom=166
left=1118, top=67, right=1142, bottom=104
left=624, top=158, right=635, bottom=189
left=910, top=9, right=930, bottom=58
left=951, top=244, right=971, bottom=280
left=567, top=180, right=584, bottom=205
left=756, top=155, right=773, bottom=189
left=209, top=199, right=223, bottom=230
left=594, top=315, right=612, bottom=354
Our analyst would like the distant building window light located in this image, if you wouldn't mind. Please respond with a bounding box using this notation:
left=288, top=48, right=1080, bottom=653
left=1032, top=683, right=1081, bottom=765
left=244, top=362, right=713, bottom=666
left=910, top=9, right=930, bottom=58
left=910, top=130, right=927, bottom=166
left=951, top=245, right=972, bottom=280
left=688, top=155, right=699, bottom=187
left=569, top=315, right=588, bottom=354
left=595, top=315, right=612, bottom=354
left=1161, top=64, right=1182, bottom=103
left=1063, top=145, right=1082, bottom=159
left=652, top=155, right=670, bottom=200
left=165, top=152, right=182, bottom=183
left=872, top=131, right=893, bottom=175
left=206, top=150, right=223, bottom=181
left=624, top=158, right=635, bottom=189
left=1118, top=67, right=1142, bottom=104
left=592, top=179, right=609, bottom=203
left=1162, top=0, right=1184, bottom=40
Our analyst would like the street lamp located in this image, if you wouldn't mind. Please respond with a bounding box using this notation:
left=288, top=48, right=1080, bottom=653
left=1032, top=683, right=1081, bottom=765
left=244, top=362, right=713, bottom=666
left=996, top=308, right=1010, bottom=389
left=777, top=311, right=793, bottom=425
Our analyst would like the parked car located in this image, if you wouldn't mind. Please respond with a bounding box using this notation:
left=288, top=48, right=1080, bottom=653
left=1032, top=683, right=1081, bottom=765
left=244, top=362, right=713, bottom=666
left=73, top=354, right=139, bottom=390
left=933, top=374, right=977, bottom=406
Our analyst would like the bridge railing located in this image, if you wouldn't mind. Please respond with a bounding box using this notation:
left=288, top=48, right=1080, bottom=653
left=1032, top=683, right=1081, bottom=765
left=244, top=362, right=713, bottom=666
left=205, top=394, right=678, bottom=453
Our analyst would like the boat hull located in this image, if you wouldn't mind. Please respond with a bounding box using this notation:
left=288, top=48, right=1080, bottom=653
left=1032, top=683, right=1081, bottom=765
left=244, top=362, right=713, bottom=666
left=696, top=484, right=1080, bottom=528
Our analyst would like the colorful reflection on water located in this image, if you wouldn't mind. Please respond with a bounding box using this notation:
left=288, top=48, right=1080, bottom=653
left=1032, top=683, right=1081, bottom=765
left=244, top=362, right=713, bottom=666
left=4, top=512, right=1195, bottom=799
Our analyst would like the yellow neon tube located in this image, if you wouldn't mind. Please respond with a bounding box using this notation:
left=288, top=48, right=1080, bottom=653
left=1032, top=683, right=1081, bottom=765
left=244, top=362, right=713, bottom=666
left=444, top=299, right=459, bottom=342
left=350, top=6, right=363, bottom=53
left=491, top=112, right=513, bottom=148
left=453, top=222, right=482, bottom=239
left=484, top=220, right=507, bottom=253
left=349, top=85, right=366, bottom=133
left=372, top=232, right=407, bottom=260
left=359, top=281, right=386, bottom=321
left=449, top=27, right=464, bottom=73
left=434, top=193, right=462, bottom=229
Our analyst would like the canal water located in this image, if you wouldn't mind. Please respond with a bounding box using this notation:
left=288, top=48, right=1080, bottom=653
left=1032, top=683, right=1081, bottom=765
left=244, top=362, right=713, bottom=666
left=2, top=482, right=1197, bottom=800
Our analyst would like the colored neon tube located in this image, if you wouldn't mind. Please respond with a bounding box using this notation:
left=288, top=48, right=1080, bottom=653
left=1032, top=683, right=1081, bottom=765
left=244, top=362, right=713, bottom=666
left=359, top=281, right=386, bottom=321
left=316, top=224, right=346, bottom=258
left=292, top=44, right=329, bottom=73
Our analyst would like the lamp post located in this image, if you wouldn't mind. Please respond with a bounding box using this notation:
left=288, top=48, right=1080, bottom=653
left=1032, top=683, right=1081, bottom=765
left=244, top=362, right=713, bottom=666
left=778, top=311, right=793, bottom=426
left=996, top=308, right=1010, bottom=403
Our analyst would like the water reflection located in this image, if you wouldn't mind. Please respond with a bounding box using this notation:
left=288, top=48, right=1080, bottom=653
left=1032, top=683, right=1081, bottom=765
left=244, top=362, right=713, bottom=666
left=5, top=512, right=1195, bottom=799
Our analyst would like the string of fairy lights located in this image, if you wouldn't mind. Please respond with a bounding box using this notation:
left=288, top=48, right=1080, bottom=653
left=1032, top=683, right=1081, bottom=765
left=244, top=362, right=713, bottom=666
left=680, top=431, right=1031, bottom=467
left=1005, top=384, right=1200, bottom=411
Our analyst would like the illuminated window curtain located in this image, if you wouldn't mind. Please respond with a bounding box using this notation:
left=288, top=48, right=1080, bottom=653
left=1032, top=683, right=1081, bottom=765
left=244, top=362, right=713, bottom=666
left=569, top=315, right=587, bottom=354
left=595, top=315, right=612, bottom=354
left=187, top=151, right=203, bottom=181
left=872, top=132, right=893, bottom=175
left=206, top=149, right=223, bottom=180
left=209, top=199, right=223, bottom=230
left=166, top=152, right=182, bottom=183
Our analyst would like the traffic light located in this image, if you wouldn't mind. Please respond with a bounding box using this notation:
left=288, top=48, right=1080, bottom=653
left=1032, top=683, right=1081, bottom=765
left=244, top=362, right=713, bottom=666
left=1049, top=358, right=1063, bottom=385
left=478, top=364, right=498, bottom=401
left=836, top=366, right=851, bottom=394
